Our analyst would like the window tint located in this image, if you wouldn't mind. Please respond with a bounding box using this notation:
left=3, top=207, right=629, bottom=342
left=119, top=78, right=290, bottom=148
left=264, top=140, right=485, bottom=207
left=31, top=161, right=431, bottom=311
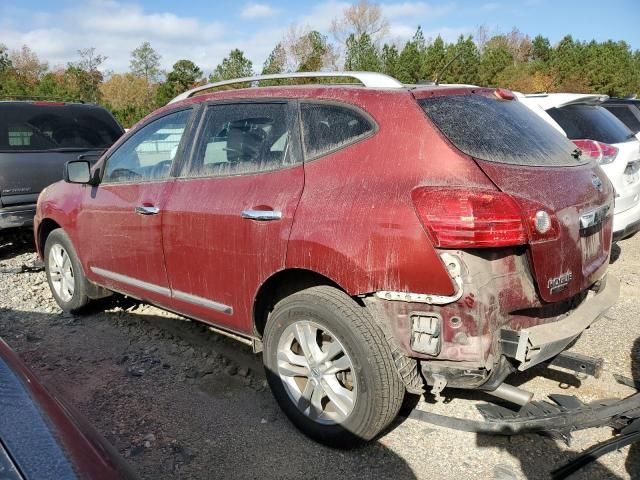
left=547, top=104, right=635, bottom=144
left=419, top=94, right=582, bottom=167
left=103, top=109, right=191, bottom=183
left=301, top=103, right=374, bottom=158
left=189, top=103, right=297, bottom=177
left=603, top=105, right=640, bottom=134
left=0, top=104, right=122, bottom=152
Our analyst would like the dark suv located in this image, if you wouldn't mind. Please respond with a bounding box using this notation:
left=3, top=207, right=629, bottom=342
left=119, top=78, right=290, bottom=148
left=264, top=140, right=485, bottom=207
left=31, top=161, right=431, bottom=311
left=0, top=100, right=123, bottom=231
left=603, top=97, right=640, bottom=138
left=34, top=73, right=619, bottom=446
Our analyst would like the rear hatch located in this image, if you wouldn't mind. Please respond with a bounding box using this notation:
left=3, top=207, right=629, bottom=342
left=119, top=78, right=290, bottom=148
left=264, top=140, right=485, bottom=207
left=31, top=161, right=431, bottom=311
left=416, top=90, right=614, bottom=302
left=0, top=102, right=123, bottom=207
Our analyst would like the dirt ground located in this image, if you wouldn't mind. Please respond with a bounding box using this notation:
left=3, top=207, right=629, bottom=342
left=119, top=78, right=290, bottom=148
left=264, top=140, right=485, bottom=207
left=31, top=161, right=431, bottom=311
left=0, top=230, right=639, bottom=480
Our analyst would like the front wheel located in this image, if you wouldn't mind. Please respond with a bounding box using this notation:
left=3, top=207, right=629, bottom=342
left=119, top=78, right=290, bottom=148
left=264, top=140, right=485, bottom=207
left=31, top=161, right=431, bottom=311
left=44, top=229, right=90, bottom=312
left=263, top=286, right=404, bottom=447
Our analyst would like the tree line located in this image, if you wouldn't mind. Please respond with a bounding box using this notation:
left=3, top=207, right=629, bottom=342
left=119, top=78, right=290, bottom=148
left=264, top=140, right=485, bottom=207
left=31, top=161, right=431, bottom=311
left=1, top=1, right=638, bottom=128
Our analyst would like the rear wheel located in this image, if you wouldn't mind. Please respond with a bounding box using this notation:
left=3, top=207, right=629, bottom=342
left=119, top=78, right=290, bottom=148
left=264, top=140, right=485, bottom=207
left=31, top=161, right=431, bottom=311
left=44, top=229, right=90, bottom=312
left=263, top=286, right=404, bottom=447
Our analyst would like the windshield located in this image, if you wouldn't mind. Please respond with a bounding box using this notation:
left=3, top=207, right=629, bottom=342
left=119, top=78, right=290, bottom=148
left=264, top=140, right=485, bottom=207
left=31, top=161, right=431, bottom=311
left=547, top=104, right=636, bottom=144
left=0, top=103, right=123, bottom=152
left=419, top=94, right=584, bottom=167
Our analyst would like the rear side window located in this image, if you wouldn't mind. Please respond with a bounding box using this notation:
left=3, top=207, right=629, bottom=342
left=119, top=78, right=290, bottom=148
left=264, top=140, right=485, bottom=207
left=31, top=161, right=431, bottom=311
left=547, top=104, right=635, bottom=144
left=603, top=105, right=640, bottom=134
left=0, top=104, right=123, bottom=152
left=301, top=103, right=374, bottom=158
left=188, top=102, right=300, bottom=177
left=419, top=94, right=582, bottom=166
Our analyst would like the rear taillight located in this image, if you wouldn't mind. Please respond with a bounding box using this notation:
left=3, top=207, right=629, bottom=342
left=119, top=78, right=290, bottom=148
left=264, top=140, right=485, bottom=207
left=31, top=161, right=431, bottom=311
left=411, top=188, right=527, bottom=248
left=572, top=139, right=618, bottom=165
left=412, top=187, right=560, bottom=248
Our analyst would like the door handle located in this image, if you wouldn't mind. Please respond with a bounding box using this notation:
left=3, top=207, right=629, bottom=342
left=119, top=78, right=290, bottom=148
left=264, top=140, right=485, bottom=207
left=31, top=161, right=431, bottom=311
left=135, top=205, right=160, bottom=215
left=241, top=209, right=282, bottom=221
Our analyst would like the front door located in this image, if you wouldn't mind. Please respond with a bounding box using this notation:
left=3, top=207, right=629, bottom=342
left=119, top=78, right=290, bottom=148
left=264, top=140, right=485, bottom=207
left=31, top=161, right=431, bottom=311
left=162, top=101, right=304, bottom=333
left=77, top=108, right=194, bottom=304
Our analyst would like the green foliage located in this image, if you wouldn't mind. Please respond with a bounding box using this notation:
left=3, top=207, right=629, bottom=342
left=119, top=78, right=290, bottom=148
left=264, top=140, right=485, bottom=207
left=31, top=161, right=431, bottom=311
left=130, top=41, right=161, bottom=82
left=344, top=33, right=381, bottom=71
left=395, top=27, right=427, bottom=83
left=296, top=31, right=330, bottom=72
left=380, top=43, right=399, bottom=77
left=209, top=49, right=253, bottom=84
left=156, top=59, right=203, bottom=105
left=478, top=36, right=514, bottom=86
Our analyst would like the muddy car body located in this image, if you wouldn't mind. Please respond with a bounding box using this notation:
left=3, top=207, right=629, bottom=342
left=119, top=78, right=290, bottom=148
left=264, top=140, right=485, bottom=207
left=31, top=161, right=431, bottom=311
left=34, top=72, right=619, bottom=446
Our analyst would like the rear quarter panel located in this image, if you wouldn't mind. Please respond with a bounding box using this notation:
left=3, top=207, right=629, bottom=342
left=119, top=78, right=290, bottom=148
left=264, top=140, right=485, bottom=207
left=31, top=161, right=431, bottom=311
left=286, top=89, right=496, bottom=296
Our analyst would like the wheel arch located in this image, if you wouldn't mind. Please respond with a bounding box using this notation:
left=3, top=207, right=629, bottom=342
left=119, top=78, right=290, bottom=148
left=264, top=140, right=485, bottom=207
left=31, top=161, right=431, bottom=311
left=253, top=268, right=353, bottom=337
left=37, top=218, right=62, bottom=258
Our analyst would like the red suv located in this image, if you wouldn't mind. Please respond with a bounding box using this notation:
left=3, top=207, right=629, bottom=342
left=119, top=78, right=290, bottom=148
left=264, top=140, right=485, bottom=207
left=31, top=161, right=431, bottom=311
left=34, top=72, right=619, bottom=446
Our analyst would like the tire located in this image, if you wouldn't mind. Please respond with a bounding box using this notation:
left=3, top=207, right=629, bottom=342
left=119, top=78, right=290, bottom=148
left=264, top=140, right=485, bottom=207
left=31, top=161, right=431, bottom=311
left=44, top=228, right=91, bottom=313
left=263, top=286, right=404, bottom=447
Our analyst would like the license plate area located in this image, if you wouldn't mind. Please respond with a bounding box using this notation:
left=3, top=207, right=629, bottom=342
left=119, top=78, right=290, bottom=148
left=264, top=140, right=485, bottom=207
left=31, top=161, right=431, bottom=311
left=579, top=205, right=609, bottom=270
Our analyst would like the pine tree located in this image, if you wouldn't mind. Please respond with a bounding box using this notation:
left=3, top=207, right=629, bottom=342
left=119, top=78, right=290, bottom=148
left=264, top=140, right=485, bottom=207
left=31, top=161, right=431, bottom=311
left=344, top=33, right=381, bottom=71
left=209, top=49, right=253, bottom=83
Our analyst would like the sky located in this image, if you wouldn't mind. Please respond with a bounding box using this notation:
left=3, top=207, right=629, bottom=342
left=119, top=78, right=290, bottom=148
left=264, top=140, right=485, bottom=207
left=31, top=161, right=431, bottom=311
left=0, top=0, right=638, bottom=76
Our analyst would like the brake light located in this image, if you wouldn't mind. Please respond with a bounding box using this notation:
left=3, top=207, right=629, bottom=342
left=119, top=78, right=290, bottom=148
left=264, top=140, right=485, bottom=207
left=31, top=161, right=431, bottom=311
left=494, top=88, right=515, bottom=101
left=572, top=139, right=618, bottom=165
left=411, top=188, right=527, bottom=248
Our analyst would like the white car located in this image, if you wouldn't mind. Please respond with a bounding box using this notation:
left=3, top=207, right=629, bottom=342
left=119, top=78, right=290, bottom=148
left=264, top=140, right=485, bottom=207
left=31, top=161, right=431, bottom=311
left=517, top=93, right=640, bottom=241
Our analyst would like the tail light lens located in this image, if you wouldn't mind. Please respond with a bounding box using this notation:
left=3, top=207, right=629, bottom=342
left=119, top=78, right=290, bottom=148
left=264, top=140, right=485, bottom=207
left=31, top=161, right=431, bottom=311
left=412, top=187, right=560, bottom=248
left=411, top=188, right=527, bottom=248
left=572, top=139, right=618, bottom=165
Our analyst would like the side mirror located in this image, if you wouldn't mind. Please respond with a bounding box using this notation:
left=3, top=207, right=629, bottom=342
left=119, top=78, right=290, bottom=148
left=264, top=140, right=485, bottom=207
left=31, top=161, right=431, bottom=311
left=64, top=160, right=94, bottom=185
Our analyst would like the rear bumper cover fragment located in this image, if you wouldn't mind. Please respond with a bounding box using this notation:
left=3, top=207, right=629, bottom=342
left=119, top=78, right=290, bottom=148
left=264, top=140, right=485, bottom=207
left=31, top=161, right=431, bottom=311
left=500, top=274, right=619, bottom=371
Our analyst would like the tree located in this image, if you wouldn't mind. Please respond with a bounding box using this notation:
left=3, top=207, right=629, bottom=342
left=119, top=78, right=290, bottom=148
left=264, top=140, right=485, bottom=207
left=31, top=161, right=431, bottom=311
left=282, top=28, right=336, bottom=73
left=478, top=36, right=513, bottom=86
left=9, top=45, right=48, bottom=91
left=331, top=0, right=389, bottom=44
left=101, top=73, right=154, bottom=126
left=380, top=43, right=399, bottom=77
left=395, top=27, right=426, bottom=83
left=130, top=41, right=161, bottom=83
left=421, top=36, right=447, bottom=82
left=0, top=44, right=11, bottom=72
left=156, top=59, right=203, bottom=105
left=531, top=35, right=551, bottom=62
left=344, top=33, right=381, bottom=71
left=209, top=49, right=253, bottom=84
left=70, top=47, right=106, bottom=102
left=259, top=43, right=286, bottom=86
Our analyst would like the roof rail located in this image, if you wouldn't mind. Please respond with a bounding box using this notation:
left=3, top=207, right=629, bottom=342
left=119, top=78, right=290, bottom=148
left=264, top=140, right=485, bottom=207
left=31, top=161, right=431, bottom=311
left=168, top=71, right=404, bottom=104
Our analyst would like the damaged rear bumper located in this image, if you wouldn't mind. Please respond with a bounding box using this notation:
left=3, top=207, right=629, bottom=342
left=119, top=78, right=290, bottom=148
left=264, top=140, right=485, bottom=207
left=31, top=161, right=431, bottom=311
left=499, top=274, right=620, bottom=371
left=0, top=205, right=36, bottom=229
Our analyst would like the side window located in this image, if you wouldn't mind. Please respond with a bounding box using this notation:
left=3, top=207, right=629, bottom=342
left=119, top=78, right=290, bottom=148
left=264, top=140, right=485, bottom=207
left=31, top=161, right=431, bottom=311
left=103, top=109, right=191, bottom=184
left=301, top=103, right=375, bottom=158
left=188, top=103, right=298, bottom=177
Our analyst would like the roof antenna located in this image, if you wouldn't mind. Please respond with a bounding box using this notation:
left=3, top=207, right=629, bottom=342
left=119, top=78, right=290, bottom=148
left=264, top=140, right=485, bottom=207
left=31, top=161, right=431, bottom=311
left=434, top=52, right=463, bottom=85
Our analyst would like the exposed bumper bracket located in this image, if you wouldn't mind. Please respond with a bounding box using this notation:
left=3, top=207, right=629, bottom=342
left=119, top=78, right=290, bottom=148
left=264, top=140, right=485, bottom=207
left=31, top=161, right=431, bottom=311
left=500, top=275, right=619, bottom=371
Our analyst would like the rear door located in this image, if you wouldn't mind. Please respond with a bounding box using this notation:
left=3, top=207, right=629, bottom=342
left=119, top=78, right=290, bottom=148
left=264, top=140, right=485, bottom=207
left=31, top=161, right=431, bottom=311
left=162, top=100, right=304, bottom=333
left=76, top=108, right=193, bottom=305
left=0, top=103, right=122, bottom=207
left=417, top=92, right=614, bottom=302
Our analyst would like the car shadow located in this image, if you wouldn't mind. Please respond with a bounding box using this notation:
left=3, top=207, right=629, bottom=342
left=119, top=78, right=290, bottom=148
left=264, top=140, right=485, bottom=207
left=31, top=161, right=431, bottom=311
left=0, top=228, right=35, bottom=261
left=0, top=305, right=418, bottom=480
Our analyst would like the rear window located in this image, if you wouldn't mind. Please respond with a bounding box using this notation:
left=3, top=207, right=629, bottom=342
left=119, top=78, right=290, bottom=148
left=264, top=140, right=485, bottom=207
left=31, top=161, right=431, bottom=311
left=419, top=94, right=582, bottom=167
left=0, top=103, right=123, bottom=152
left=603, top=104, right=640, bottom=134
left=547, top=104, right=635, bottom=144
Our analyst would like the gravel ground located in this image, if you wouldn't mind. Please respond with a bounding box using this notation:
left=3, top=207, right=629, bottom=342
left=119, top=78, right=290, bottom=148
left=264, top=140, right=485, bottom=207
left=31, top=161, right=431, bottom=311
left=0, top=230, right=638, bottom=480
